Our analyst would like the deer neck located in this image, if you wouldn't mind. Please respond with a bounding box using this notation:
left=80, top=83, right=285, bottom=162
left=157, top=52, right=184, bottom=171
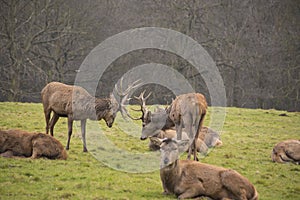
left=162, top=116, right=175, bottom=130
left=160, top=159, right=181, bottom=193
left=161, top=105, right=175, bottom=130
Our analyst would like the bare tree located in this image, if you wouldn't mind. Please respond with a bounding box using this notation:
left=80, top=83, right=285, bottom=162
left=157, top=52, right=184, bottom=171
left=0, top=0, right=95, bottom=101
left=0, top=0, right=298, bottom=110
left=165, top=0, right=299, bottom=110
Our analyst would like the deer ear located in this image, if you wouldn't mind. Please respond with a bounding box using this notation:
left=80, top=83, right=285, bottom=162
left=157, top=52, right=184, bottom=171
left=177, top=139, right=190, bottom=153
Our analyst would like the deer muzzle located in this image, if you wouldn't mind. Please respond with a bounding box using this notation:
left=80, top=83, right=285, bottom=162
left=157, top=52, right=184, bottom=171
left=140, top=136, right=147, bottom=140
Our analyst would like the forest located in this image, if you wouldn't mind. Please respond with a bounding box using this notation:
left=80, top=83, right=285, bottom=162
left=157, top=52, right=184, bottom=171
left=0, top=0, right=299, bottom=111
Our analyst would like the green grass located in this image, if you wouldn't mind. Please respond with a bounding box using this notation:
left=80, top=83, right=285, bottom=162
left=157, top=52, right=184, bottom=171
left=0, top=102, right=299, bottom=199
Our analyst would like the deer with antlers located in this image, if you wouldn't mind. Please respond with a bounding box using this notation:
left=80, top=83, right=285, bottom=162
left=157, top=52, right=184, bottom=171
left=130, top=91, right=207, bottom=161
left=41, top=79, right=140, bottom=152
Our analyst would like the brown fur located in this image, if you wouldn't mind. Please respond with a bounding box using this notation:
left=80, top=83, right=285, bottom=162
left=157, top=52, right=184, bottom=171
left=0, top=130, right=67, bottom=160
left=166, top=93, right=207, bottom=160
left=41, top=82, right=118, bottom=152
left=161, top=160, right=258, bottom=200
left=271, top=139, right=300, bottom=164
left=141, top=93, right=207, bottom=161
left=198, top=127, right=223, bottom=148
left=149, top=126, right=222, bottom=153
left=158, top=139, right=258, bottom=200
left=149, top=129, right=205, bottom=152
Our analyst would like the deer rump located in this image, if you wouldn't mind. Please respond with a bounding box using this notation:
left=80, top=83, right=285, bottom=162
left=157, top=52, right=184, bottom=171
left=0, top=130, right=67, bottom=160
left=137, top=92, right=208, bottom=160
left=168, top=93, right=207, bottom=160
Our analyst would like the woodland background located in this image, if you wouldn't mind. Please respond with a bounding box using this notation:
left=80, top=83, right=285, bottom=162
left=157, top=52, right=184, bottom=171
left=0, top=0, right=299, bottom=111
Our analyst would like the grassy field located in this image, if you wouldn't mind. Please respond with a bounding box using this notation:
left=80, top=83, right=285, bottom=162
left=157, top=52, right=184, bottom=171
left=0, top=102, right=299, bottom=200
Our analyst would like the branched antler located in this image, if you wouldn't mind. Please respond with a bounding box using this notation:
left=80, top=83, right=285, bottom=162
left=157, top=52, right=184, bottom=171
left=131, top=90, right=152, bottom=124
left=114, top=77, right=142, bottom=97
left=114, top=77, right=143, bottom=119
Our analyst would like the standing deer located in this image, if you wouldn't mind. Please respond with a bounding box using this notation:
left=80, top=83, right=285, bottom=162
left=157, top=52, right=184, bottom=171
left=130, top=92, right=207, bottom=161
left=41, top=79, right=140, bottom=152
left=155, top=138, right=258, bottom=199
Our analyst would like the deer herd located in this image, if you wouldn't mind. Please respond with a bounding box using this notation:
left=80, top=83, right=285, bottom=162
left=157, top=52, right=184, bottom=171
left=1, top=79, right=299, bottom=199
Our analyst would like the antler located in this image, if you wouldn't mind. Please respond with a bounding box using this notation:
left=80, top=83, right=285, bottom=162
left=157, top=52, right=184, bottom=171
left=114, top=77, right=142, bottom=97
left=114, top=77, right=143, bottom=119
left=131, top=90, right=152, bottom=123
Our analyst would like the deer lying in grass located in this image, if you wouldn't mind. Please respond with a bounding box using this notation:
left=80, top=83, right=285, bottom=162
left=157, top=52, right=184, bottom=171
left=271, top=139, right=300, bottom=164
left=198, top=126, right=223, bottom=148
left=155, top=138, right=258, bottom=200
left=131, top=92, right=207, bottom=160
left=149, top=129, right=208, bottom=154
left=0, top=130, right=67, bottom=160
left=148, top=126, right=222, bottom=154
left=41, top=79, right=140, bottom=152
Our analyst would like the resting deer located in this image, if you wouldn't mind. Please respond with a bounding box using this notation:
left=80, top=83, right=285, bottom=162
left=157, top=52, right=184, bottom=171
left=41, top=79, right=140, bottom=152
left=271, top=139, right=300, bottom=164
left=148, top=126, right=222, bottom=153
left=0, top=129, right=67, bottom=160
left=155, top=138, right=258, bottom=199
left=130, top=92, right=207, bottom=160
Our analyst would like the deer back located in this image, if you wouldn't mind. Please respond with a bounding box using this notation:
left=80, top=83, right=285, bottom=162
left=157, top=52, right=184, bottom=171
left=169, top=93, right=207, bottom=124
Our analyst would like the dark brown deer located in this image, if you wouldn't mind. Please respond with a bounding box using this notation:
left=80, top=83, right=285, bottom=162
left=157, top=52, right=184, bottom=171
left=155, top=138, right=258, bottom=199
left=131, top=92, right=207, bottom=160
left=41, top=79, right=140, bottom=152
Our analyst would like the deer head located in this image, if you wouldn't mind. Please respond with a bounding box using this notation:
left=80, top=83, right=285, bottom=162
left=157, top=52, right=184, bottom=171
left=127, top=91, right=174, bottom=140
left=150, top=138, right=189, bottom=168
left=140, top=107, right=168, bottom=140
left=103, top=78, right=142, bottom=127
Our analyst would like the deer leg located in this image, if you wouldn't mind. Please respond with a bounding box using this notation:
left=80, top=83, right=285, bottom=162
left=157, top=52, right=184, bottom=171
left=161, top=177, right=172, bottom=195
left=31, top=149, right=39, bottom=159
left=193, top=114, right=206, bottom=161
left=187, top=140, right=198, bottom=160
left=66, top=117, right=73, bottom=150
left=81, top=119, right=88, bottom=152
left=177, top=190, right=197, bottom=199
left=187, top=146, right=193, bottom=160
left=0, top=151, right=14, bottom=158
left=175, top=119, right=183, bottom=140
left=184, top=117, right=194, bottom=160
left=49, top=113, right=59, bottom=136
left=177, top=186, right=205, bottom=199
left=31, top=139, right=40, bottom=159
left=44, top=110, right=51, bottom=134
left=193, top=139, right=199, bottom=161
left=192, top=118, right=199, bottom=161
